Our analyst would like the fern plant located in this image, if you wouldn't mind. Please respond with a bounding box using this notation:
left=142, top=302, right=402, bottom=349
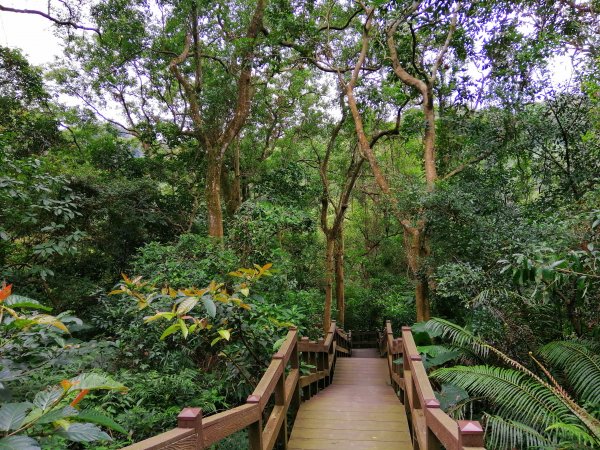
left=426, top=318, right=600, bottom=449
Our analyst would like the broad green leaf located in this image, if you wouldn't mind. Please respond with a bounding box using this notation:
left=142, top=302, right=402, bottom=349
left=4, top=296, right=51, bottom=311
left=179, top=319, right=188, bottom=338
left=31, top=406, right=78, bottom=425
left=176, top=297, right=198, bottom=315
left=143, top=311, right=174, bottom=323
left=202, top=296, right=216, bottom=317
left=218, top=329, right=231, bottom=341
left=0, top=436, right=40, bottom=450
left=0, top=403, right=32, bottom=431
left=75, top=409, right=127, bottom=434
left=68, top=374, right=127, bottom=392
left=58, top=422, right=112, bottom=442
left=29, top=314, right=68, bottom=333
left=435, top=383, right=469, bottom=412
left=160, top=323, right=181, bottom=340
left=211, top=336, right=222, bottom=346
left=33, top=388, right=62, bottom=411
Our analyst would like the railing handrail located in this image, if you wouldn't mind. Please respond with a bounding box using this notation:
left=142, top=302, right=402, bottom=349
left=122, top=321, right=351, bottom=449
left=382, top=320, right=485, bottom=450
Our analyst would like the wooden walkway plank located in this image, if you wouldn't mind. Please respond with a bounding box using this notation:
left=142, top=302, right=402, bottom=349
left=288, top=354, right=412, bottom=450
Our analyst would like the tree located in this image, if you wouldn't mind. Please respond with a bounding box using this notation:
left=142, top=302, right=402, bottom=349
left=46, top=0, right=270, bottom=239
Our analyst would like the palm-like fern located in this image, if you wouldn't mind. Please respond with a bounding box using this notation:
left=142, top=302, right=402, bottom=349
left=484, top=414, right=553, bottom=449
left=426, top=318, right=600, bottom=448
left=539, top=340, right=600, bottom=405
left=433, top=366, right=572, bottom=433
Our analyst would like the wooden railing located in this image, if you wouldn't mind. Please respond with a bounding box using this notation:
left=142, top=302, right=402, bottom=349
left=349, top=330, right=379, bottom=348
left=122, top=321, right=351, bottom=450
left=382, top=320, right=486, bottom=450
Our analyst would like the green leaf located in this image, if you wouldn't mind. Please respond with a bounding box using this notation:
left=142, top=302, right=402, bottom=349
left=33, top=388, right=62, bottom=411
left=0, top=403, right=32, bottom=431
left=435, top=383, right=469, bottom=411
left=0, top=436, right=40, bottom=450
left=33, top=406, right=78, bottom=425
left=211, top=336, right=222, bottom=346
left=424, top=350, right=461, bottom=370
left=273, top=337, right=286, bottom=351
left=4, top=295, right=51, bottom=311
left=58, top=422, right=112, bottom=442
left=75, top=409, right=127, bottom=434
left=69, top=374, right=127, bottom=392
left=202, top=296, right=216, bottom=317
left=176, top=297, right=198, bottom=315
left=218, top=329, right=231, bottom=341
left=179, top=319, right=188, bottom=339
left=160, top=322, right=181, bottom=340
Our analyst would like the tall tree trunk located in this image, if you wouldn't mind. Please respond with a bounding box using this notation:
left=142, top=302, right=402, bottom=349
left=334, top=228, right=345, bottom=327
left=231, top=139, right=242, bottom=212
left=222, top=141, right=242, bottom=215
left=206, top=149, right=224, bottom=239
left=323, top=234, right=335, bottom=333
left=423, top=90, right=437, bottom=192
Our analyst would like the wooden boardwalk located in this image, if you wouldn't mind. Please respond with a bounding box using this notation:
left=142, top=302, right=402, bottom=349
left=288, top=350, right=411, bottom=449
left=123, top=324, right=485, bottom=450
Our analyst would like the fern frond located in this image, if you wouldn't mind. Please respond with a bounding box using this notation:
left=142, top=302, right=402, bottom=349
left=425, top=318, right=490, bottom=359
left=429, top=318, right=600, bottom=440
left=546, top=422, right=600, bottom=448
left=484, top=414, right=554, bottom=449
left=432, top=365, right=572, bottom=430
left=539, top=341, right=600, bottom=405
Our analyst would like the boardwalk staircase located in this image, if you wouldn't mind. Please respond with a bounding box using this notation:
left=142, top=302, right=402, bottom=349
left=124, top=321, right=486, bottom=450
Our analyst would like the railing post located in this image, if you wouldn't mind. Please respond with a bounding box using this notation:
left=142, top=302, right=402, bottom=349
left=273, top=353, right=288, bottom=449
left=348, top=330, right=352, bottom=357
left=177, top=407, right=204, bottom=449
left=246, top=395, right=263, bottom=450
left=317, top=338, right=325, bottom=389
left=402, top=326, right=411, bottom=409
left=309, top=341, right=318, bottom=395
left=458, top=420, right=485, bottom=448
left=425, top=400, right=442, bottom=450
left=300, top=337, right=311, bottom=400
left=290, top=327, right=301, bottom=411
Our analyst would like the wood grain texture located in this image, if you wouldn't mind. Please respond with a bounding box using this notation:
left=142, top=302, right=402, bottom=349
left=288, top=356, right=411, bottom=450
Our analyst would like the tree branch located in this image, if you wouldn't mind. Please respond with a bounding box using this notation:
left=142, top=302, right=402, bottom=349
left=442, top=148, right=495, bottom=180
left=430, top=2, right=460, bottom=84
left=0, top=4, right=100, bottom=35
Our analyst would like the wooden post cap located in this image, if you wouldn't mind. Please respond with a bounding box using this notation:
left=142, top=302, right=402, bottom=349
left=273, top=352, right=284, bottom=359
left=289, top=325, right=297, bottom=330
left=177, top=407, right=202, bottom=427
left=402, top=326, right=411, bottom=331
left=458, top=420, right=483, bottom=433
left=410, top=355, right=422, bottom=361
left=425, top=399, right=440, bottom=408
left=458, top=420, right=485, bottom=447
left=247, top=395, right=261, bottom=404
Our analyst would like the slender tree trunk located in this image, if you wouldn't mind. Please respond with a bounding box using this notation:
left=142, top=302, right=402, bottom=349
left=334, top=228, right=345, bottom=327
left=222, top=141, right=242, bottom=215
left=206, top=149, right=224, bottom=239
left=323, top=234, right=335, bottom=333
left=231, top=139, right=242, bottom=211
left=423, top=91, right=437, bottom=192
